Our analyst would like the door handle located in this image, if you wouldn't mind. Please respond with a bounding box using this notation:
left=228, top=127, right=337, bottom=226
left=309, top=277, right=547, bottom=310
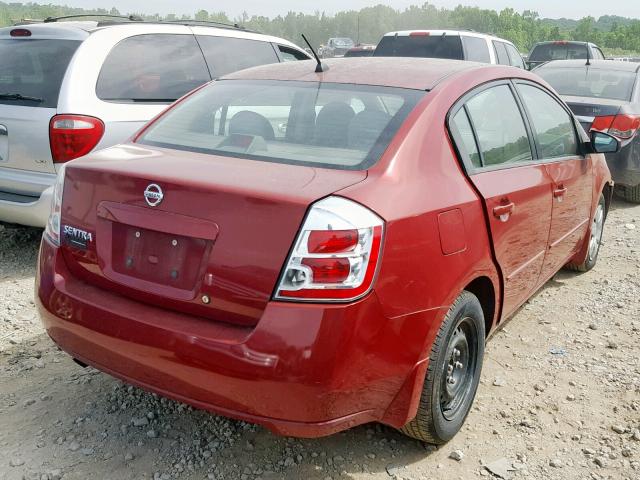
left=0, top=125, right=7, bottom=136
left=493, top=202, right=515, bottom=222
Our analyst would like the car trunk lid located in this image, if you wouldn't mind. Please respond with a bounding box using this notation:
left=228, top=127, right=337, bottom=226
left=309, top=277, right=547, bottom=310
left=563, top=95, right=625, bottom=133
left=61, top=144, right=367, bottom=327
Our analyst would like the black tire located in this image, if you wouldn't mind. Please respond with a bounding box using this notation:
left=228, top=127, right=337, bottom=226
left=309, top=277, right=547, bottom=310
left=400, top=290, right=485, bottom=444
left=566, top=193, right=606, bottom=272
left=622, top=184, right=640, bottom=204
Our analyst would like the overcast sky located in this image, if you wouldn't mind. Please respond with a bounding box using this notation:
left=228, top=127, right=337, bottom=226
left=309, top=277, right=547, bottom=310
left=47, top=0, right=640, bottom=20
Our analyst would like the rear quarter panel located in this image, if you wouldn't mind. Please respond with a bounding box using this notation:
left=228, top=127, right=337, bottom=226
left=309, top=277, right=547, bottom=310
left=339, top=77, right=503, bottom=333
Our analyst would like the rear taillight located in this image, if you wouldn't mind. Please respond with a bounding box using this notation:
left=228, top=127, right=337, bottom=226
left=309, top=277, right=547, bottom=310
left=275, top=196, right=384, bottom=302
left=592, top=114, right=640, bottom=140
left=410, top=31, right=430, bottom=36
left=44, top=164, right=66, bottom=246
left=49, top=115, right=105, bottom=163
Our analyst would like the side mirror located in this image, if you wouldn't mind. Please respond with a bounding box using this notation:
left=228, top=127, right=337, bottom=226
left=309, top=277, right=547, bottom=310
left=589, top=130, right=620, bottom=154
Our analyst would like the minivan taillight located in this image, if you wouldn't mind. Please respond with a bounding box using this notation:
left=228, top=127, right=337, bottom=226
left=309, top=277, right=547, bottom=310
left=275, top=196, right=384, bottom=302
left=49, top=115, right=105, bottom=163
left=592, top=114, right=640, bottom=140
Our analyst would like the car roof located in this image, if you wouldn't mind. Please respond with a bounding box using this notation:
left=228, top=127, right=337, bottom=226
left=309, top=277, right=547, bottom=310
left=0, top=21, right=301, bottom=48
left=536, top=59, right=640, bottom=73
left=223, top=57, right=496, bottom=90
left=382, top=30, right=513, bottom=44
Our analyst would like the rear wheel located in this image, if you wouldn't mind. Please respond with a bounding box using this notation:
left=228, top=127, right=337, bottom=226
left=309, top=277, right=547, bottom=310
left=566, top=193, right=606, bottom=272
left=400, top=291, right=485, bottom=444
left=622, top=184, right=640, bottom=203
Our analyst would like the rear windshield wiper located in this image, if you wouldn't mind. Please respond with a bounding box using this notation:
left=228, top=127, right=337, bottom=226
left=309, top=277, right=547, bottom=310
left=0, top=93, right=43, bottom=103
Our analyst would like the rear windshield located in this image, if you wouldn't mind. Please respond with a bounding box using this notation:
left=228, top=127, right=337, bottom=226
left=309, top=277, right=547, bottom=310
left=0, top=39, right=81, bottom=108
left=374, top=35, right=464, bottom=60
left=138, top=80, right=424, bottom=170
left=529, top=43, right=588, bottom=62
left=537, top=68, right=636, bottom=101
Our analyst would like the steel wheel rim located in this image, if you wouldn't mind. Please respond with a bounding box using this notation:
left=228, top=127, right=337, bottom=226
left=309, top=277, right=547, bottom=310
left=588, top=203, right=604, bottom=262
left=440, top=316, right=478, bottom=421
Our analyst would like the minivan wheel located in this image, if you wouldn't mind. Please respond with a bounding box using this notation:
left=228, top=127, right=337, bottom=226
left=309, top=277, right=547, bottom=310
left=566, top=193, right=606, bottom=272
left=400, top=290, right=485, bottom=444
left=622, top=184, right=640, bottom=204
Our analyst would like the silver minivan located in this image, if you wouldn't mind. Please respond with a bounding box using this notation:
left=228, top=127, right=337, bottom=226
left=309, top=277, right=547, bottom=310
left=0, top=18, right=310, bottom=227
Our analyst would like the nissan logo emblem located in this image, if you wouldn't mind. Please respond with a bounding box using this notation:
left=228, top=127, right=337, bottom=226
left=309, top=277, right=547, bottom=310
left=144, top=183, right=163, bottom=207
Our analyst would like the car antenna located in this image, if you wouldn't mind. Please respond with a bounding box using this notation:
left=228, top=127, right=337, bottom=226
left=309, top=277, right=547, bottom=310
left=586, top=44, right=591, bottom=66
left=301, top=34, right=328, bottom=73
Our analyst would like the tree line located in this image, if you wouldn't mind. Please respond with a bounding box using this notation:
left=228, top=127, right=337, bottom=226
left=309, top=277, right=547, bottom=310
left=1, top=2, right=639, bottom=55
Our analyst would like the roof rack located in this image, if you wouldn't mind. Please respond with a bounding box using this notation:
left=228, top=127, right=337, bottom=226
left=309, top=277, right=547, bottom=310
left=43, top=14, right=143, bottom=23
left=159, top=19, right=257, bottom=33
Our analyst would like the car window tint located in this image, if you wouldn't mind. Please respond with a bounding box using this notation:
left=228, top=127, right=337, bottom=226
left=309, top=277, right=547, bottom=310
left=197, top=36, right=279, bottom=77
left=518, top=84, right=578, bottom=159
left=374, top=35, right=464, bottom=60
left=450, top=108, right=481, bottom=168
left=0, top=39, right=81, bottom=108
left=97, top=34, right=210, bottom=103
left=465, top=85, right=532, bottom=167
left=462, top=36, right=490, bottom=63
left=505, top=44, right=525, bottom=68
left=278, top=45, right=308, bottom=62
left=492, top=41, right=510, bottom=65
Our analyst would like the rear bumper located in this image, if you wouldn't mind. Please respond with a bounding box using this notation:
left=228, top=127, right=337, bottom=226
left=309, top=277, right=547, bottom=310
left=36, top=236, right=442, bottom=437
left=0, top=185, right=52, bottom=227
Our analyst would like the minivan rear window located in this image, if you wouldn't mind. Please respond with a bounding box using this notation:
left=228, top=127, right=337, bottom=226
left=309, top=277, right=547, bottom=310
left=138, top=80, right=424, bottom=170
left=96, top=34, right=211, bottom=103
left=0, top=39, right=80, bottom=108
left=374, top=35, right=464, bottom=60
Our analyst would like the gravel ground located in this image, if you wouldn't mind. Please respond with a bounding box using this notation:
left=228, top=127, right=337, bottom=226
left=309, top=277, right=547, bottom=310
left=0, top=199, right=638, bottom=480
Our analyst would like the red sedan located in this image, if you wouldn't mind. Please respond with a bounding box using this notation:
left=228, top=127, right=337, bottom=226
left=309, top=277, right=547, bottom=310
left=36, top=57, right=616, bottom=444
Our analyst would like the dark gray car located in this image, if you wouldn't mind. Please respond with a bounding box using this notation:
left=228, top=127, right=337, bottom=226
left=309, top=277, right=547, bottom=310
left=534, top=59, right=640, bottom=202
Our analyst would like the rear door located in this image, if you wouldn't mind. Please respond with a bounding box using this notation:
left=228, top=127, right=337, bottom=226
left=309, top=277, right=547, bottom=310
left=449, top=82, right=553, bottom=317
left=0, top=27, right=84, bottom=176
left=515, top=82, right=592, bottom=277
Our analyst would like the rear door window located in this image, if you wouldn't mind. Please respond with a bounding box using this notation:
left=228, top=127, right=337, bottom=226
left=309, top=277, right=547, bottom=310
left=374, top=34, right=464, bottom=60
left=462, top=36, right=490, bottom=63
left=197, top=36, right=279, bottom=77
left=0, top=39, right=81, bottom=108
left=505, top=44, right=525, bottom=69
left=97, top=34, right=210, bottom=103
left=492, top=41, right=510, bottom=65
left=517, top=84, right=578, bottom=159
left=464, top=84, right=533, bottom=167
left=450, top=109, right=482, bottom=168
